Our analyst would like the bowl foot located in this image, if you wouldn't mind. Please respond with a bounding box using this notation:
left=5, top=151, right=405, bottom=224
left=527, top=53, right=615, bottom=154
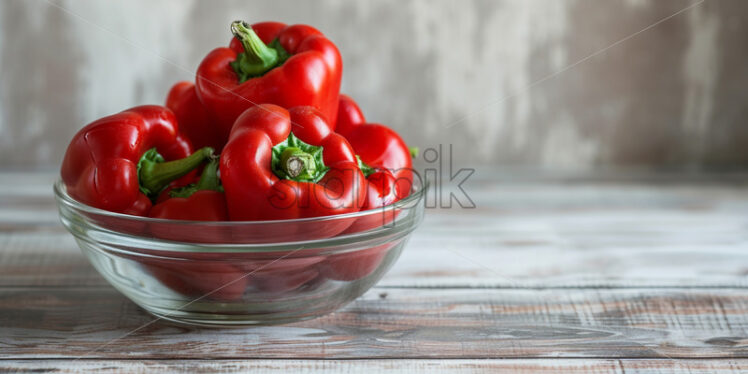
left=143, top=307, right=331, bottom=328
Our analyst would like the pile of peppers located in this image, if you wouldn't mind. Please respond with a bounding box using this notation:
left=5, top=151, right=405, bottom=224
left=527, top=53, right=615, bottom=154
left=60, top=20, right=415, bottom=292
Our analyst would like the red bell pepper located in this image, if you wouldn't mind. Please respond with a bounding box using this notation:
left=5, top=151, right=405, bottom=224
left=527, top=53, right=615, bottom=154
left=338, top=96, right=404, bottom=209
left=318, top=241, right=399, bottom=282
left=335, top=93, right=366, bottom=135
left=252, top=266, right=320, bottom=294
left=144, top=158, right=248, bottom=302
left=149, top=158, right=228, bottom=222
left=166, top=81, right=223, bottom=151
left=60, top=105, right=213, bottom=215
left=220, top=104, right=365, bottom=227
left=142, top=257, right=249, bottom=302
left=237, top=255, right=324, bottom=295
left=336, top=94, right=413, bottom=195
left=148, top=157, right=230, bottom=243
left=337, top=94, right=413, bottom=226
left=196, top=21, right=342, bottom=145
left=319, top=95, right=415, bottom=280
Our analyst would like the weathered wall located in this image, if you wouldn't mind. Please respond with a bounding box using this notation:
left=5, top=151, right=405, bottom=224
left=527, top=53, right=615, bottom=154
left=1, top=0, right=746, bottom=170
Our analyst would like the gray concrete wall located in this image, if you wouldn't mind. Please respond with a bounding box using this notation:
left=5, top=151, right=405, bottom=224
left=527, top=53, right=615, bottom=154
left=1, top=0, right=746, bottom=170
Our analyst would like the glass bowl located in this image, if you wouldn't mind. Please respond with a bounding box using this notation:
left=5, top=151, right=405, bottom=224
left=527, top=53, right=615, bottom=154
left=54, top=179, right=426, bottom=327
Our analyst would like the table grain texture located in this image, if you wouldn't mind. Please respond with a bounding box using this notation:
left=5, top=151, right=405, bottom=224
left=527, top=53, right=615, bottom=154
left=2, top=170, right=748, bottom=373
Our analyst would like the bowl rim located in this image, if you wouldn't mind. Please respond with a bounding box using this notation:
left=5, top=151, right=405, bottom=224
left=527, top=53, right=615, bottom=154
left=55, top=178, right=427, bottom=252
left=54, top=177, right=427, bottom=226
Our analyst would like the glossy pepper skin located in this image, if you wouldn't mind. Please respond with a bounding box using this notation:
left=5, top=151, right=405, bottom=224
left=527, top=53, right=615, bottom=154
left=336, top=94, right=413, bottom=208
left=60, top=105, right=212, bottom=215
left=318, top=95, right=414, bottom=281
left=149, top=159, right=228, bottom=221
left=196, top=21, right=342, bottom=146
left=145, top=159, right=247, bottom=302
left=220, top=104, right=365, bottom=223
left=166, top=81, right=223, bottom=151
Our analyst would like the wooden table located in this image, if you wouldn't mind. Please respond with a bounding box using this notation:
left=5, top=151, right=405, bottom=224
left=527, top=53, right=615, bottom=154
left=2, top=170, right=748, bottom=373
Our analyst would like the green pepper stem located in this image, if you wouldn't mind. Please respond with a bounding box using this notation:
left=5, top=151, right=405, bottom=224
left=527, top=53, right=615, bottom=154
left=169, top=157, right=222, bottom=198
left=356, top=155, right=376, bottom=178
left=409, top=146, right=419, bottom=159
left=279, top=147, right=316, bottom=179
left=230, top=20, right=279, bottom=82
left=139, top=147, right=214, bottom=197
left=271, top=133, right=329, bottom=183
left=195, top=157, right=221, bottom=191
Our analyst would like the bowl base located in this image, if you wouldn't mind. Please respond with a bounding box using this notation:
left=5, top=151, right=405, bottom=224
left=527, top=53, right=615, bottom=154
left=144, top=308, right=330, bottom=328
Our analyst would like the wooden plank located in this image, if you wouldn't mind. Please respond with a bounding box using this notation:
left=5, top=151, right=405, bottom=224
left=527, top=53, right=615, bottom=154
left=3, top=287, right=748, bottom=359
left=1, top=359, right=747, bottom=373
left=0, top=232, right=102, bottom=287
